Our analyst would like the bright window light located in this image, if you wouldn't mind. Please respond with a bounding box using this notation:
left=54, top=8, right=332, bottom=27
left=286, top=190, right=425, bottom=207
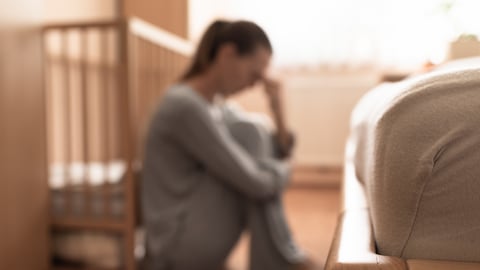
left=190, top=0, right=480, bottom=69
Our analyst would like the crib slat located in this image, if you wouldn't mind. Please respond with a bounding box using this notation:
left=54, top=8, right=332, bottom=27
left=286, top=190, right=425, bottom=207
left=152, top=45, right=159, bottom=100
left=136, top=38, right=144, bottom=160
left=119, top=23, right=137, bottom=270
left=145, top=40, right=152, bottom=136
left=61, top=30, right=73, bottom=216
left=140, top=38, right=149, bottom=159
left=167, top=49, right=174, bottom=92
left=131, top=36, right=141, bottom=154
left=164, top=49, right=171, bottom=96
left=100, top=28, right=113, bottom=218
left=80, top=29, right=92, bottom=217
left=145, top=40, right=154, bottom=160
left=159, top=46, right=166, bottom=94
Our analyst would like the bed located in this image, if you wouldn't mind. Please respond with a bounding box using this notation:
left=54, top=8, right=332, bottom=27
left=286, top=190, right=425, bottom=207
left=326, top=57, right=480, bottom=270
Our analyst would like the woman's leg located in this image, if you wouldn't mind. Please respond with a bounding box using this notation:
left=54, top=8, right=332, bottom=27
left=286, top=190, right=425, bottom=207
left=226, top=118, right=306, bottom=269
left=166, top=177, right=246, bottom=270
left=248, top=197, right=305, bottom=270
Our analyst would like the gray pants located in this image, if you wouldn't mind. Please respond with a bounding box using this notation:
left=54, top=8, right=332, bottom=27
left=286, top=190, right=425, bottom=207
left=145, top=176, right=301, bottom=270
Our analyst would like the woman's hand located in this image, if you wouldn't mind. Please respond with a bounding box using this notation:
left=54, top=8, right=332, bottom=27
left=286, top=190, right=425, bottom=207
left=263, top=78, right=283, bottom=113
left=262, top=77, right=295, bottom=158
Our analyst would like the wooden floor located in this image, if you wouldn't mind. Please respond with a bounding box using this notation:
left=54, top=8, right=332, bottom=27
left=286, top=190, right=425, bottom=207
left=226, top=187, right=341, bottom=270
left=51, top=187, right=340, bottom=270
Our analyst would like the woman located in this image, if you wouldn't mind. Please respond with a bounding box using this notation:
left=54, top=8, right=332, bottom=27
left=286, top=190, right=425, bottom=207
left=142, top=20, right=315, bottom=270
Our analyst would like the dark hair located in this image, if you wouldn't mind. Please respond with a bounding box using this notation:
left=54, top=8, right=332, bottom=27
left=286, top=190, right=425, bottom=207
left=181, top=20, right=272, bottom=80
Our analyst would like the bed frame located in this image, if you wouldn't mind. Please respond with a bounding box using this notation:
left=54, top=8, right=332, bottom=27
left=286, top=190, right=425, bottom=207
left=43, top=17, right=192, bottom=270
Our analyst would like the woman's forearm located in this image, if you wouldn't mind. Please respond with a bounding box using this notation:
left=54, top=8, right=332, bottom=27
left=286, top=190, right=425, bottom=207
left=264, top=79, right=294, bottom=158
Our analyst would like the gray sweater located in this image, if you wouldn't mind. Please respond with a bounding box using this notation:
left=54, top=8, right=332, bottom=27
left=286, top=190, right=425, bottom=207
left=141, top=84, right=291, bottom=259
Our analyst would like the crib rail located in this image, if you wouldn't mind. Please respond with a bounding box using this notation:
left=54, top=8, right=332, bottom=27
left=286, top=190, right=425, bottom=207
left=127, top=18, right=192, bottom=160
left=43, top=17, right=192, bottom=270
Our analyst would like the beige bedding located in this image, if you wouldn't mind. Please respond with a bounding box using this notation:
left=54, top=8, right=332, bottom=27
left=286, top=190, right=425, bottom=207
left=349, top=61, right=480, bottom=261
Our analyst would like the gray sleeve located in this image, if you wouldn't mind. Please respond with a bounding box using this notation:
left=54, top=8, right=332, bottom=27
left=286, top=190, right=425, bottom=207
left=228, top=120, right=291, bottom=189
left=164, top=99, right=285, bottom=199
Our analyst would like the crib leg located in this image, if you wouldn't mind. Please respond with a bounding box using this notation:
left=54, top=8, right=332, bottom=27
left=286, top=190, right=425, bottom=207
left=124, top=227, right=136, bottom=270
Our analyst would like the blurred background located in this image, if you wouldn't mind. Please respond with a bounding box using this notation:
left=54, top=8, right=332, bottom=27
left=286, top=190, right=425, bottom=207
left=1, top=0, right=479, bottom=269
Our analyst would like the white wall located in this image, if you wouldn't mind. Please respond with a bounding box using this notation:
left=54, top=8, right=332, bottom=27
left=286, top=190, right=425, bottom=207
left=234, top=69, right=380, bottom=166
left=188, top=0, right=227, bottom=41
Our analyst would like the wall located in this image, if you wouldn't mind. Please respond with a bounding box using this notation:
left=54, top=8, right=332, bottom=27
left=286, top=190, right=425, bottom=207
left=234, top=69, right=379, bottom=167
left=45, top=0, right=189, bottom=39
left=0, top=0, right=48, bottom=269
left=44, top=0, right=116, bottom=23
left=122, top=0, right=188, bottom=39
left=188, top=0, right=228, bottom=41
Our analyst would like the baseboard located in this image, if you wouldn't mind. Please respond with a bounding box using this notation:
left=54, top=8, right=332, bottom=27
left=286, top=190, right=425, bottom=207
left=290, top=164, right=343, bottom=189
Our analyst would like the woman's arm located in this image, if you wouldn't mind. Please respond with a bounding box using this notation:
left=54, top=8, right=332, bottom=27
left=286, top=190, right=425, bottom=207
left=263, top=78, right=295, bottom=158
left=163, top=96, right=288, bottom=200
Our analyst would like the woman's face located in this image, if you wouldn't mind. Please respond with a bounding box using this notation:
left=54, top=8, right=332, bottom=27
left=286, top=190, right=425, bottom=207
left=218, top=45, right=271, bottom=97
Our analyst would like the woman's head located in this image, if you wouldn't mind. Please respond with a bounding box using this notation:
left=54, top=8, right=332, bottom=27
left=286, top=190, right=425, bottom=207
left=182, top=20, right=273, bottom=96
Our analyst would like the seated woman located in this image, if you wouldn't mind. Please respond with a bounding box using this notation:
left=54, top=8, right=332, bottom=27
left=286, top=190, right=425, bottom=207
left=141, top=20, right=317, bottom=270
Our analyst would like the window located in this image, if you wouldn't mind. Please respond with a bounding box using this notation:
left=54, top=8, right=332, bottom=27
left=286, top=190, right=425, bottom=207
left=190, top=0, right=480, bottom=70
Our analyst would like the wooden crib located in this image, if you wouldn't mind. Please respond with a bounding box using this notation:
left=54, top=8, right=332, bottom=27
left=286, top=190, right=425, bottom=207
left=43, top=17, right=192, bottom=270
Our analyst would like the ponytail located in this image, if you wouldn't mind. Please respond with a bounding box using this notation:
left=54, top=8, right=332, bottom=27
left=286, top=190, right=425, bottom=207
left=181, top=19, right=272, bottom=81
